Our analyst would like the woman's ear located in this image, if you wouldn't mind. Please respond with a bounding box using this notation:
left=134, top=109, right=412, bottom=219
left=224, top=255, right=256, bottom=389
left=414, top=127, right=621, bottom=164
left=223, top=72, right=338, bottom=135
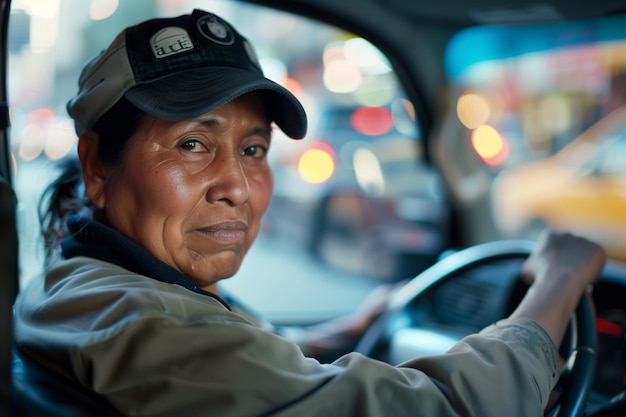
left=77, top=132, right=107, bottom=209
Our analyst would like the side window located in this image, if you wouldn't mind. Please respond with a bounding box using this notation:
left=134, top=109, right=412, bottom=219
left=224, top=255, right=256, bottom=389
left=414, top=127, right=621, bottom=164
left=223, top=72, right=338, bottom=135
left=442, top=16, right=626, bottom=258
left=9, top=1, right=447, bottom=323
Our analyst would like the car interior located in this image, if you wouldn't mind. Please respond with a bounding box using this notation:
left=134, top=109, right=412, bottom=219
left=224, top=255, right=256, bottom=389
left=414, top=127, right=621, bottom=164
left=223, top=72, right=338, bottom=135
left=2, top=0, right=626, bottom=416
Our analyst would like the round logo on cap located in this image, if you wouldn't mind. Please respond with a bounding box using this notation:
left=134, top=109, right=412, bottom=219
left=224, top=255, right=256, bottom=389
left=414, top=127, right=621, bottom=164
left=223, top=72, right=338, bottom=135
left=197, top=14, right=235, bottom=45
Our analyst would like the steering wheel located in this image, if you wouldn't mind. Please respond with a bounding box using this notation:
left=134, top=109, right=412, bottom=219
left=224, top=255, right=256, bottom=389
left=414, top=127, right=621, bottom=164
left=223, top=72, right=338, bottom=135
left=355, top=240, right=597, bottom=417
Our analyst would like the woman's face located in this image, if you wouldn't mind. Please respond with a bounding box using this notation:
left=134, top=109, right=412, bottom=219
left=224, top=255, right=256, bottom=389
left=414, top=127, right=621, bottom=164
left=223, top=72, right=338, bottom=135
left=95, top=92, right=274, bottom=291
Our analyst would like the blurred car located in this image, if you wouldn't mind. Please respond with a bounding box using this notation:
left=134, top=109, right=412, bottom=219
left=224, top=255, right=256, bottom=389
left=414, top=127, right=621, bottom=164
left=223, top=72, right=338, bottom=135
left=491, top=106, right=626, bottom=262
left=2, top=0, right=626, bottom=416
left=266, top=104, right=448, bottom=282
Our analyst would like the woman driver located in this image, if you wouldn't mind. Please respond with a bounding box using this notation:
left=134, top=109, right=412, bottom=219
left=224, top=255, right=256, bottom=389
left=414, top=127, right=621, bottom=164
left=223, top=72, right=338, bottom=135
left=14, top=9, right=605, bottom=417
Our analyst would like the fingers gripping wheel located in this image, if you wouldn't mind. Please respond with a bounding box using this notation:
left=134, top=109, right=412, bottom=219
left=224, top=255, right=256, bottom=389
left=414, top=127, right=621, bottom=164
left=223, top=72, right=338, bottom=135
left=355, top=240, right=597, bottom=417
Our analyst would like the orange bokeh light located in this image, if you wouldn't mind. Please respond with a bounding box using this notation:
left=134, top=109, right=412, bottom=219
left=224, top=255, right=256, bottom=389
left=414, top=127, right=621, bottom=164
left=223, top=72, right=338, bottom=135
left=471, top=124, right=509, bottom=166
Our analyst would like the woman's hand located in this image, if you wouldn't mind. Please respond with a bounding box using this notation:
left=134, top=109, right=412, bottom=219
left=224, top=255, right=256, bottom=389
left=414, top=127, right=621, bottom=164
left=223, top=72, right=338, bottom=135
left=521, top=229, right=604, bottom=293
left=511, top=229, right=605, bottom=347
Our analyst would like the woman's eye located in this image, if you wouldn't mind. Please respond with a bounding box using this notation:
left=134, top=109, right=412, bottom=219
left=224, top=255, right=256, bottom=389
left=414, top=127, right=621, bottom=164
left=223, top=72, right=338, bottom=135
left=180, top=139, right=205, bottom=152
left=242, top=145, right=268, bottom=158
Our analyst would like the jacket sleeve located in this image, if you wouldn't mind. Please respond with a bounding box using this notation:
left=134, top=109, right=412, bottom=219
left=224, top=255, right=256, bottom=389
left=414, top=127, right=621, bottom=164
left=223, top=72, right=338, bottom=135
left=268, top=318, right=559, bottom=417
left=75, top=308, right=558, bottom=417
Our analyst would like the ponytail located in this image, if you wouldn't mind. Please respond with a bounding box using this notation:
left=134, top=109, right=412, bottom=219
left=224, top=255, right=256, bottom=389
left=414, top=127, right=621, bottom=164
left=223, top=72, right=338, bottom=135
left=38, top=157, right=91, bottom=260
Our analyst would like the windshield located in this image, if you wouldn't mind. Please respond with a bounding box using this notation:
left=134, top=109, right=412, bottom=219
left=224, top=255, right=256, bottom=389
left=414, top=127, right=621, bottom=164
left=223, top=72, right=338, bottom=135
left=442, top=15, right=626, bottom=261
left=8, top=0, right=444, bottom=324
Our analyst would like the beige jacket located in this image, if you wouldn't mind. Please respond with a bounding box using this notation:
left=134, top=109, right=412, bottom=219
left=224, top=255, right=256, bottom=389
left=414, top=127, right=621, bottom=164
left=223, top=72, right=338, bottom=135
left=14, top=256, right=560, bottom=417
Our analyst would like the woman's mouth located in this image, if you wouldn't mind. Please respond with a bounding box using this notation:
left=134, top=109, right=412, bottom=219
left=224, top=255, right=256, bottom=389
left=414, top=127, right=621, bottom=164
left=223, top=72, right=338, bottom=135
left=197, top=222, right=247, bottom=243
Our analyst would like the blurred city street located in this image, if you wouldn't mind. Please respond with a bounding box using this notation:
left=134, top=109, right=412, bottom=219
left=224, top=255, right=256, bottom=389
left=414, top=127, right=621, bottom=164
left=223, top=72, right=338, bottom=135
left=223, top=235, right=381, bottom=324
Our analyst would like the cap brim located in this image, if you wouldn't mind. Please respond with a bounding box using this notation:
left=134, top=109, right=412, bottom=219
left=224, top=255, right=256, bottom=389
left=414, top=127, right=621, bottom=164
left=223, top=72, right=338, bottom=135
left=124, top=67, right=307, bottom=139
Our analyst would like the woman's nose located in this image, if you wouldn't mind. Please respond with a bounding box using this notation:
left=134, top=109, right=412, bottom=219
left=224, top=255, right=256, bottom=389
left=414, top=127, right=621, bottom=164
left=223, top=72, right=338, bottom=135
left=205, top=155, right=250, bottom=206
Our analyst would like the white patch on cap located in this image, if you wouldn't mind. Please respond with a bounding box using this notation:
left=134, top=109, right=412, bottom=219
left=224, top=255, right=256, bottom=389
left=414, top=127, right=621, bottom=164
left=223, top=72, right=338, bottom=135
left=150, top=27, right=194, bottom=59
left=197, top=14, right=234, bottom=45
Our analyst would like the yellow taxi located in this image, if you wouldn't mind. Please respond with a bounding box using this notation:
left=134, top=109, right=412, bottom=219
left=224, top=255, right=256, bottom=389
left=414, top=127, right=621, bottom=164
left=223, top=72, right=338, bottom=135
left=491, top=106, right=626, bottom=261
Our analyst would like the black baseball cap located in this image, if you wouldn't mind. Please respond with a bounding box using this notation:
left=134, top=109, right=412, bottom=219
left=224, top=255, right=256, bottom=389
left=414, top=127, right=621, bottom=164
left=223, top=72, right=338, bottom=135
left=67, top=9, right=307, bottom=139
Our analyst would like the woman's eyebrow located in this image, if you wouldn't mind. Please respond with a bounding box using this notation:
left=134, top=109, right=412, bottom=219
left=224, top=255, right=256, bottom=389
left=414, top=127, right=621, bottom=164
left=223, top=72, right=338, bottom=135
left=249, top=126, right=273, bottom=137
left=191, top=115, right=273, bottom=137
left=190, top=115, right=271, bottom=134
left=192, top=114, right=223, bottom=127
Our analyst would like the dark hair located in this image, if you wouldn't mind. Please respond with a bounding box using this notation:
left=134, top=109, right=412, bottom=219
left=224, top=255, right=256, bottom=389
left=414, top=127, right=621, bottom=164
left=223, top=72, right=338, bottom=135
left=39, top=97, right=146, bottom=258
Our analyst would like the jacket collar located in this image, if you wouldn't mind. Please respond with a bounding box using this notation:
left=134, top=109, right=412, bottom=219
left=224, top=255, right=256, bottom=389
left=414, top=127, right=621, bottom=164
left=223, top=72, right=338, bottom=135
left=61, top=215, right=231, bottom=310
